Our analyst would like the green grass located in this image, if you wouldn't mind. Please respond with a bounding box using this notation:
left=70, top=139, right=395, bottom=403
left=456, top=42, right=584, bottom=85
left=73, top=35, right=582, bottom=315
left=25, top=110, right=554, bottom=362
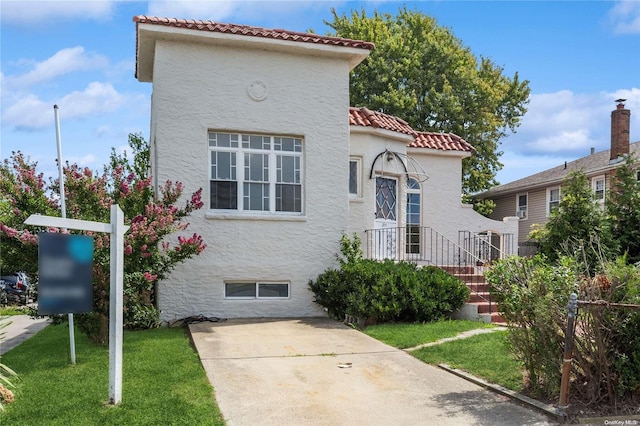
left=0, top=324, right=224, bottom=425
left=0, top=305, right=31, bottom=316
left=412, top=330, right=524, bottom=391
left=363, top=319, right=495, bottom=349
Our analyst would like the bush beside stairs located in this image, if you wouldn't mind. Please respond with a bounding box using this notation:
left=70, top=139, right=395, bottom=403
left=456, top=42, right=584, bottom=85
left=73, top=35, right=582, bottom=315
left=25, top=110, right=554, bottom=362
left=439, top=265, right=505, bottom=324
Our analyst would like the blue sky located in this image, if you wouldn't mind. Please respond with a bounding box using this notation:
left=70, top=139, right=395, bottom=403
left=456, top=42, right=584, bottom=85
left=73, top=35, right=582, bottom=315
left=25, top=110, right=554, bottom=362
left=1, top=0, right=639, bottom=186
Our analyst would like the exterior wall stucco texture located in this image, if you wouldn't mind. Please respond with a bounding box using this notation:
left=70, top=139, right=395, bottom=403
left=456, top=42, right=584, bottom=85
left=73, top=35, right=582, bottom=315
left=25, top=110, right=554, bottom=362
left=412, top=152, right=518, bottom=245
left=347, top=130, right=518, bottom=254
left=151, top=40, right=351, bottom=321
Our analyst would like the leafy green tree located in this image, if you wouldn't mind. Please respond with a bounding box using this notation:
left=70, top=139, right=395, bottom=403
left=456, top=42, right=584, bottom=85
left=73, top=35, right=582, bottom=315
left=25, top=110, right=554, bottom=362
left=606, top=154, right=640, bottom=264
left=530, top=170, right=617, bottom=267
left=327, top=7, right=531, bottom=196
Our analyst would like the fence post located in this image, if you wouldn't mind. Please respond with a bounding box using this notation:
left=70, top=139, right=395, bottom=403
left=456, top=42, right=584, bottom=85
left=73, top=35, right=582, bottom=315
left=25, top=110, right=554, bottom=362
left=559, top=292, right=578, bottom=414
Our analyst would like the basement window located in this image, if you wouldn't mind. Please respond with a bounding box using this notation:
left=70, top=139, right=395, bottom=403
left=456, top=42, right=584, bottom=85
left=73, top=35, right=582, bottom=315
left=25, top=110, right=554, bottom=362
left=224, top=282, right=290, bottom=299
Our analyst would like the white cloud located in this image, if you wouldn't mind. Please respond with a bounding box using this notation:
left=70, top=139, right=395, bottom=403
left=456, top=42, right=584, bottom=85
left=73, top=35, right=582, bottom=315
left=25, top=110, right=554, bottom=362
left=5, top=47, right=109, bottom=89
left=608, top=1, right=640, bottom=34
left=529, top=129, right=594, bottom=153
left=496, top=151, right=565, bottom=184
left=2, top=82, right=126, bottom=130
left=498, top=87, right=640, bottom=182
left=505, top=90, right=630, bottom=156
left=95, top=125, right=112, bottom=138
left=0, top=0, right=116, bottom=25
left=66, top=153, right=97, bottom=167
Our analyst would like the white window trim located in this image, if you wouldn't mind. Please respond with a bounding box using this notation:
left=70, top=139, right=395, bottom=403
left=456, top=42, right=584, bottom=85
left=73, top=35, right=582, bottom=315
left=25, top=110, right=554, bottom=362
left=591, top=175, right=606, bottom=204
left=516, top=193, right=528, bottom=220
left=546, top=187, right=561, bottom=217
left=208, top=132, right=304, bottom=217
left=349, top=157, right=362, bottom=198
left=224, top=281, right=290, bottom=300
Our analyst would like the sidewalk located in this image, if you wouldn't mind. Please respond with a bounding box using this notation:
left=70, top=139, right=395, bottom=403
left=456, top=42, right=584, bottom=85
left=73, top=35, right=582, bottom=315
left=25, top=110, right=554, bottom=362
left=1, top=315, right=50, bottom=355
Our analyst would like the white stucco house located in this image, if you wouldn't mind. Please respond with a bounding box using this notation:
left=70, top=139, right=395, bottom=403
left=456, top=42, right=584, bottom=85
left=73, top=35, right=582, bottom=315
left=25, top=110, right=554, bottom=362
left=134, top=16, right=518, bottom=322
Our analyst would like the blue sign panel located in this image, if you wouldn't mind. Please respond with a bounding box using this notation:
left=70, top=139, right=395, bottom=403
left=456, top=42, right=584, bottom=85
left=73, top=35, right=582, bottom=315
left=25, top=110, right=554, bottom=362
left=38, top=233, right=93, bottom=315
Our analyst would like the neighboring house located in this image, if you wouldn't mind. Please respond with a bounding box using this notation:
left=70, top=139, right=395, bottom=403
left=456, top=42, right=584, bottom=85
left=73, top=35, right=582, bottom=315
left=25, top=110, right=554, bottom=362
left=134, top=16, right=518, bottom=321
left=479, top=101, right=639, bottom=253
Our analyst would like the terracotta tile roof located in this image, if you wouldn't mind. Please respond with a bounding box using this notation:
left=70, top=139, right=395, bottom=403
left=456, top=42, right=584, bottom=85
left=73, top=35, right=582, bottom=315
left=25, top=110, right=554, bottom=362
left=410, top=132, right=476, bottom=153
left=133, top=16, right=375, bottom=50
left=349, top=107, right=415, bottom=136
left=349, top=107, right=474, bottom=153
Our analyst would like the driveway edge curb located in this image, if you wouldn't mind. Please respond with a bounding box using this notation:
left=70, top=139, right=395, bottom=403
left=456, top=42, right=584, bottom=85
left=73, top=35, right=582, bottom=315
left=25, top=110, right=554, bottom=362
left=438, top=363, right=567, bottom=423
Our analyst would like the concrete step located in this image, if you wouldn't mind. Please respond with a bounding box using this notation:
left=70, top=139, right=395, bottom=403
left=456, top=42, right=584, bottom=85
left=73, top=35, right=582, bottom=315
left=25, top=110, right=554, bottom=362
left=467, top=301, right=496, bottom=314
left=468, top=292, right=491, bottom=303
left=439, top=265, right=475, bottom=275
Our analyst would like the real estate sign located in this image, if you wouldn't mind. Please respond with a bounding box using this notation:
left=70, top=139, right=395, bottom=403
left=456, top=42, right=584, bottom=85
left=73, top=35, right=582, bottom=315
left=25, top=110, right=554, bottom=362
left=38, top=233, right=93, bottom=315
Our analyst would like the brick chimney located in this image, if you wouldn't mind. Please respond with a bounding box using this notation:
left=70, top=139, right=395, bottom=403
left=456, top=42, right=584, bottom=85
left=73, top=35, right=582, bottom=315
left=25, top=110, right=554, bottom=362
left=610, top=99, right=630, bottom=161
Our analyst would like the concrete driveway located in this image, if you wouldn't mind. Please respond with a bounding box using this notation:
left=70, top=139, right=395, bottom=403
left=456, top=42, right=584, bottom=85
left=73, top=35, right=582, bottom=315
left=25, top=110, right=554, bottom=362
left=189, top=318, right=553, bottom=426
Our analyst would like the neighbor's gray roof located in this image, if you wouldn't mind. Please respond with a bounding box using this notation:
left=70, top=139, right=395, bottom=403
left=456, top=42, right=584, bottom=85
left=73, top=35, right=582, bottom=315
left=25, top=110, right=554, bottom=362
left=479, top=141, right=640, bottom=198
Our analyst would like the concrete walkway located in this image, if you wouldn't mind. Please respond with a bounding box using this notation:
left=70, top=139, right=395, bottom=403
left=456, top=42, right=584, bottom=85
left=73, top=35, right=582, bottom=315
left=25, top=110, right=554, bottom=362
left=1, top=315, right=50, bottom=355
left=189, top=318, right=554, bottom=426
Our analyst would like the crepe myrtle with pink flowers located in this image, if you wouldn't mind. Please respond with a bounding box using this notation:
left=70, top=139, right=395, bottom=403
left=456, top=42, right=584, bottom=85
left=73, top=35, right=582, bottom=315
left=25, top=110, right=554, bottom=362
left=0, top=134, right=206, bottom=344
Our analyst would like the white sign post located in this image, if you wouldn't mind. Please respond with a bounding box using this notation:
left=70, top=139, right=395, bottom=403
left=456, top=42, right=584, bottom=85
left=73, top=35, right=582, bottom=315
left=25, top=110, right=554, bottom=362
left=25, top=204, right=129, bottom=405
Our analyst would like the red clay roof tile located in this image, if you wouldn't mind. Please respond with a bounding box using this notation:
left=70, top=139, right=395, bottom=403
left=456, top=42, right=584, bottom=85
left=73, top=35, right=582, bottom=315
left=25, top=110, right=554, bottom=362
left=410, top=132, right=476, bottom=153
left=133, top=16, right=375, bottom=50
left=349, top=107, right=475, bottom=153
left=349, top=107, right=415, bottom=135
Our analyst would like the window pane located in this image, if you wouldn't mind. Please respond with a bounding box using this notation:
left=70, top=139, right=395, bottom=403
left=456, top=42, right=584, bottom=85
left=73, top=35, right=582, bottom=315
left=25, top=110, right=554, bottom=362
left=518, top=195, right=527, bottom=207
left=210, top=181, right=238, bottom=209
left=258, top=283, right=289, bottom=298
left=225, top=283, right=256, bottom=298
left=277, top=155, right=299, bottom=183
left=406, top=224, right=421, bottom=254
left=407, top=178, right=420, bottom=190
left=212, top=133, right=233, bottom=147
left=245, top=153, right=268, bottom=182
left=376, top=177, right=397, bottom=220
left=211, top=151, right=235, bottom=180
left=244, top=183, right=269, bottom=211
left=349, top=161, right=358, bottom=194
left=276, top=184, right=301, bottom=212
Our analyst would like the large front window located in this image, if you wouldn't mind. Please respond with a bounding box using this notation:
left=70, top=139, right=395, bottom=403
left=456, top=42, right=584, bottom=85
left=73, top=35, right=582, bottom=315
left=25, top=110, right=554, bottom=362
left=209, top=132, right=303, bottom=214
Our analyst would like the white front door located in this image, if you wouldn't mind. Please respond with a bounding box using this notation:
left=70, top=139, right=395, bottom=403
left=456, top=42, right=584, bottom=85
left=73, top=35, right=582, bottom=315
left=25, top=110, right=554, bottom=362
left=374, top=176, right=398, bottom=260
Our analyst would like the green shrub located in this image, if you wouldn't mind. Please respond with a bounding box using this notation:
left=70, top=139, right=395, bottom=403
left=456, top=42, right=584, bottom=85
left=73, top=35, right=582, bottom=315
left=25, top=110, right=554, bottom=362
left=487, top=253, right=640, bottom=404
left=309, top=235, right=469, bottom=324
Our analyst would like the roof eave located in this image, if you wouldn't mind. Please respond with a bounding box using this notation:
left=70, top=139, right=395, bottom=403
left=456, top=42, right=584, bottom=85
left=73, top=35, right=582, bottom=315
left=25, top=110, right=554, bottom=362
left=135, top=22, right=371, bottom=82
left=407, top=146, right=472, bottom=158
left=350, top=125, right=415, bottom=143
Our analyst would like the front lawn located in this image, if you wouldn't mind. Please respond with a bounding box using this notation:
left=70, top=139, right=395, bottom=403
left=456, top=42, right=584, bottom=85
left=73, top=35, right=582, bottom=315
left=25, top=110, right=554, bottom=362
left=363, top=319, right=495, bottom=349
left=364, top=321, right=524, bottom=391
left=412, top=330, right=524, bottom=391
left=0, top=305, right=30, bottom=316
left=0, top=324, right=224, bottom=425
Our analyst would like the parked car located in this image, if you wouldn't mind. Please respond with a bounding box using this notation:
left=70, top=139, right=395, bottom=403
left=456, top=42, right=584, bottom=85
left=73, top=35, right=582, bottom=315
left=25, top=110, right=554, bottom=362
left=0, top=272, right=32, bottom=305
